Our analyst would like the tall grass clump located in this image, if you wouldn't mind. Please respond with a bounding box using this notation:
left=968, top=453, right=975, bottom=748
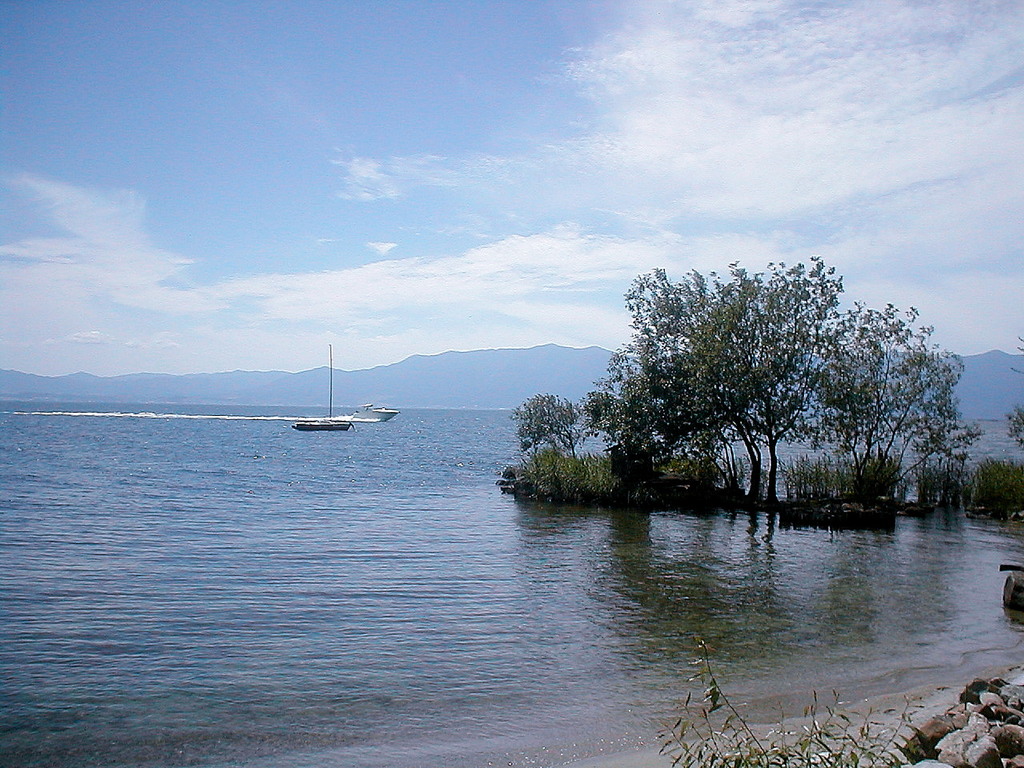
left=967, top=459, right=1024, bottom=518
left=516, top=449, right=624, bottom=505
left=850, top=454, right=906, bottom=502
left=661, top=642, right=911, bottom=768
left=783, top=455, right=912, bottom=503
left=783, top=456, right=850, bottom=501
left=913, top=455, right=969, bottom=508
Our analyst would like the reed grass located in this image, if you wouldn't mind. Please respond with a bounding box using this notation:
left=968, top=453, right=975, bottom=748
left=913, top=455, right=969, bottom=507
left=515, top=449, right=624, bottom=504
left=660, top=641, right=911, bottom=768
left=783, top=455, right=850, bottom=501
left=967, top=459, right=1024, bottom=517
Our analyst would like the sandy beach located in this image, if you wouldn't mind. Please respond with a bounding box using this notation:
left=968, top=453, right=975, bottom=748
left=559, top=663, right=1024, bottom=768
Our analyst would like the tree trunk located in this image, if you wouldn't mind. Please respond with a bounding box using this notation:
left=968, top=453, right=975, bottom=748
left=735, top=425, right=761, bottom=502
left=766, top=438, right=779, bottom=504
left=748, top=458, right=762, bottom=503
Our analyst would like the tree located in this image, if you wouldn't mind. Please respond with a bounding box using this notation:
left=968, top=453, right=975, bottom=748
left=589, top=258, right=843, bottom=502
left=1009, top=338, right=1024, bottom=450
left=1009, top=407, right=1024, bottom=450
left=816, top=304, right=975, bottom=501
left=511, top=394, right=585, bottom=457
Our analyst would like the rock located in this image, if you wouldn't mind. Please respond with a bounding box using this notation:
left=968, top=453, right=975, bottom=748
left=1006, top=756, right=1024, bottom=768
left=962, top=679, right=997, bottom=705
left=936, top=731, right=973, bottom=767
left=978, top=692, right=1004, bottom=708
left=910, top=761, right=956, bottom=768
left=964, top=735, right=1002, bottom=768
left=968, top=713, right=992, bottom=733
left=937, top=718, right=991, bottom=768
left=1004, top=572, right=1024, bottom=610
left=946, top=709, right=971, bottom=730
left=914, top=715, right=965, bottom=757
left=1001, top=684, right=1024, bottom=710
left=992, top=724, right=1024, bottom=757
left=978, top=703, right=1024, bottom=724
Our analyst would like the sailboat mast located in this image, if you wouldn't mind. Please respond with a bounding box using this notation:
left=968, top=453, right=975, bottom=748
left=328, top=344, right=334, bottom=417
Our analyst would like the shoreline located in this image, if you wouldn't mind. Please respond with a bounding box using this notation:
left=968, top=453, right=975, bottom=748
left=558, top=662, right=1024, bottom=768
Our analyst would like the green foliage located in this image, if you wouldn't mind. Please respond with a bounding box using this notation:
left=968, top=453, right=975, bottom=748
left=590, top=258, right=844, bottom=503
left=967, top=459, right=1024, bottom=517
left=526, top=261, right=976, bottom=510
left=661, top=642, right=910, bottom=768
left=515, top=449, right=624, bottom=505
left=511, top=393, right=585, bottom=456
left=816, top=303, right=975, bottom=503
left=785, top=453, right=968, bottom=506
left=1010, top=406, right=1024, bottom=450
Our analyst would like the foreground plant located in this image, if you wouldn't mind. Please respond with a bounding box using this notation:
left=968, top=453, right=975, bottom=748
left=660, top=642, right=911, bottom=768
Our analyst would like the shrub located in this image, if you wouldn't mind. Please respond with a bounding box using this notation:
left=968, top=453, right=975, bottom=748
left=967, top=459, right=1024, bottom=517
left=660, top=642, right=911, bottom=768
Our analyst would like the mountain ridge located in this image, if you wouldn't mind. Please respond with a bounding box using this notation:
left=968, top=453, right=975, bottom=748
left=2, top=345, right=1021, bottom=419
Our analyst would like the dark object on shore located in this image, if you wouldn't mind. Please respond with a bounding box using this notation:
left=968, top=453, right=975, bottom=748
left=1004, top=569, right=1024, bottom=611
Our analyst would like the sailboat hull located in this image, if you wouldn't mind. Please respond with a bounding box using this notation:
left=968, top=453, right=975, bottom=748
left=291, top=419, right=351, bottom=431
left=292, top=344, right=352, bottom=433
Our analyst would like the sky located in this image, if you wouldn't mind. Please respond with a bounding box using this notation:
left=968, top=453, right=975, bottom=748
left=2, top=0, right=1023, bottom=376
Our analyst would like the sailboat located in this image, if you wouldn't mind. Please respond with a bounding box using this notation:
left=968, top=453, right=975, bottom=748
left=292, top=345, right=352, bottom=431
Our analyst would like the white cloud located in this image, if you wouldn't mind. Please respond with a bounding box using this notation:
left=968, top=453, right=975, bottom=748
left=211, top=224, right=675, bottom=331
left=367, top=241, right=397, bottom=256
left=562, top=0, right=1024, bottom=220
left=63, top=330, right=112, bottom=345
left=334, top=157, right=401, bottom=200
left=333, top=154, right=463, bottom=201
left=1, top=175, right=219, bottom=316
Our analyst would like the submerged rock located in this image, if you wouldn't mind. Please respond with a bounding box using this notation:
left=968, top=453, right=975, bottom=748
left=1006, top=572, right=1024, bottom=611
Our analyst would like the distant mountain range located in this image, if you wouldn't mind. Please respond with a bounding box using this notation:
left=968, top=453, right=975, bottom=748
left=1, top=345, right=1021, bottom=419
left=0, top=345, right=612, bottom=411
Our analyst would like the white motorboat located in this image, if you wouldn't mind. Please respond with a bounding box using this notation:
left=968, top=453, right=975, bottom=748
left=346, top=404, right=399, bottom=423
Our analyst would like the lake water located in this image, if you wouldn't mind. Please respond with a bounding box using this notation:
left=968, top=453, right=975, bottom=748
left=2, top=404, right=1024, bottom=768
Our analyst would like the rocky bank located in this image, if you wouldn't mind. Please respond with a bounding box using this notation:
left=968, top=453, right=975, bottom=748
left=905, top=675, right=1024, bottom=768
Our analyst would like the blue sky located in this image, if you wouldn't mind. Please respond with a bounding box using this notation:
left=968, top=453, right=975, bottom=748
left=3, top=0, right=1023, bottom=375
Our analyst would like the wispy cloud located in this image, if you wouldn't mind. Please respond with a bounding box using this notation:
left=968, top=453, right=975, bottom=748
left=210, top=223, right=678, bottom=339
left=562, top=0, right=1024, bottom=220
left=1, top=175, right=218, bottom=315
left=333, top=154, right=464, bottom=201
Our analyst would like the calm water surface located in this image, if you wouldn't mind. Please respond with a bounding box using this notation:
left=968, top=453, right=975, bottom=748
left=2, top=405, right=1024, bottom=768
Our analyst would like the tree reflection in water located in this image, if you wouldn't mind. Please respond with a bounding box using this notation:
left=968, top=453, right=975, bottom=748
left=514, top=501, right=1024, bottom=714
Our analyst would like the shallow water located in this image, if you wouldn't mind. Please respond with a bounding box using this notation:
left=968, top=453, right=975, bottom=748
left=2, top=406, right=1023, bottom=768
